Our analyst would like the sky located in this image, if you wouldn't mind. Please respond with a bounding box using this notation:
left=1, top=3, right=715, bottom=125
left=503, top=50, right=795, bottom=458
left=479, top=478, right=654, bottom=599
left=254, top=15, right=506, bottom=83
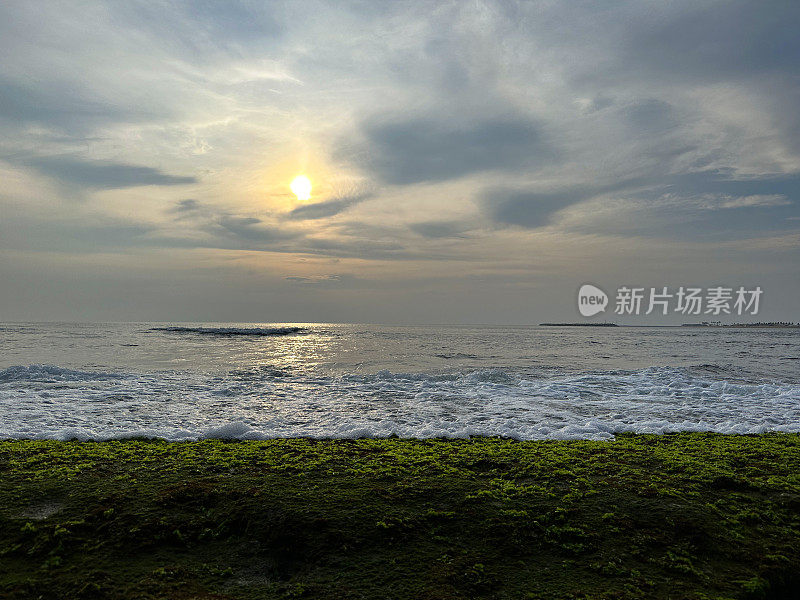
left=1, top=0, right=799, bottom=324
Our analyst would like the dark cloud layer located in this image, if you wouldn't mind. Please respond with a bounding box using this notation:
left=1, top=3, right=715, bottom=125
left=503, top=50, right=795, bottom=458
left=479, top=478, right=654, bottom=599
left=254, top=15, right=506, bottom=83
left=409, top=221, right=470, bottom=239
left=287, top=193, right=372, bottom=220
left=214, top=215, right=294, bottom=243
left=485, top=170, right=800, bottom=234
left=0, top=78, right=160, bottom=133
left=24, top=156, right=196, bottom=189
left=172, top=199, right=201, bottom=212
left=351, top=115, right=551, bottom=185
left=483, top=176, right=652, bottom=229
left=625, top=1, right=800, bottom=81
left=486, top=189, right=587, bottom=229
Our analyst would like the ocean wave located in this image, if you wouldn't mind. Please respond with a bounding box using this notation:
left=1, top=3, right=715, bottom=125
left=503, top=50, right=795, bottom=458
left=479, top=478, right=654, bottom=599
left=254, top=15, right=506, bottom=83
left=150, top=326, right=307, bottom=337
left=4, top=417, right=799, bottom=442
left=0, top=364, right=127, bottom=383
left=1, top=364, right=798, bottom=441
left=341, top=368, right=520, bottom=386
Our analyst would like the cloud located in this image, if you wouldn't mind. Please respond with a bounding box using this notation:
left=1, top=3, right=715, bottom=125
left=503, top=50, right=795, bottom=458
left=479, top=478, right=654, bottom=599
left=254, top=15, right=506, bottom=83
left=620, top=99, right=678, bottom=136
left=484, top=189, right=585, bottom=229
left=718, top=194, right=791, bottom=209
left=120, top=1, right=282, bottom=59
left=409, top=221, right=471, bottom=239
left=24, top=156, right=196, bottom=190
left=0, top=217, right=156, bottom=253
left=487, top=170, right=800, bottom=235
left=287, top=192, right=372, bottom=220
left=171, top=199, right=201, bottom=213
left=347, top=114, right=552, bottom=185
left=0, top=77, right=161, bottom=134
left=482, top=177, right=651, bottom=229
left=1, top=1, right=800, bottom=322
left=623, top=1, right=800, bottom=82
left=214, top=215, right=295, bottom=243
left=284, top=274, right=348, bottom=285
left=575, top=94, right=615, bottom=115
left=557, top=186, right=799, bottom=241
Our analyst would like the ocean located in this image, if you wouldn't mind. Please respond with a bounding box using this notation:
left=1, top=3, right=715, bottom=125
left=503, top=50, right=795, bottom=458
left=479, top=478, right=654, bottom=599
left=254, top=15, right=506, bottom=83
left=1, top=322, right=798, bottom=441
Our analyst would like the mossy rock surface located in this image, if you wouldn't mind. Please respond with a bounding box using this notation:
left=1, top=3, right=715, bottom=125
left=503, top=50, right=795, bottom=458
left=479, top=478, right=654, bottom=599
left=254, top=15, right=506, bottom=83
left=1, top=432, right=799, bottom=599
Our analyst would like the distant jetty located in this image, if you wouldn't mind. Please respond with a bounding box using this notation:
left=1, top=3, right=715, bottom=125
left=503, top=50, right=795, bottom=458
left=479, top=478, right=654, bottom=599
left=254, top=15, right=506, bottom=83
left=539, top=322, right=619, bottom=327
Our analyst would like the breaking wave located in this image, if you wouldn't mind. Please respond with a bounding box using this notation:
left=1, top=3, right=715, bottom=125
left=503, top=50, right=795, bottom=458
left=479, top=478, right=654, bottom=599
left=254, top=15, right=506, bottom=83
left=151, top=326, right=307, bottom=337
left=0, top=364, right=127, bottom=383
left=1, top=363, right=799, bottom=441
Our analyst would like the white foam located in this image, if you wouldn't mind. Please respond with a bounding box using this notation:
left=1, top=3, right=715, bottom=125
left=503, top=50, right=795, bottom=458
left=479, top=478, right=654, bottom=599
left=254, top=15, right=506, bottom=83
left=1, top=364, right=798, bottom=441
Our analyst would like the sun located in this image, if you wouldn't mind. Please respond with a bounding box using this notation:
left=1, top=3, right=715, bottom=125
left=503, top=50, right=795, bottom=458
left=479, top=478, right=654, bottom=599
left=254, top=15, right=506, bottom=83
left=290, top=175, right=312, bottom=201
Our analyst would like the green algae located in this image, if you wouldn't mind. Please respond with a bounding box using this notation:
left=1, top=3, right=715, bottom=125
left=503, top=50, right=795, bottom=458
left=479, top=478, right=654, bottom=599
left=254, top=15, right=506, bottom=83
left=0, top=432, right=798, bottom=599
